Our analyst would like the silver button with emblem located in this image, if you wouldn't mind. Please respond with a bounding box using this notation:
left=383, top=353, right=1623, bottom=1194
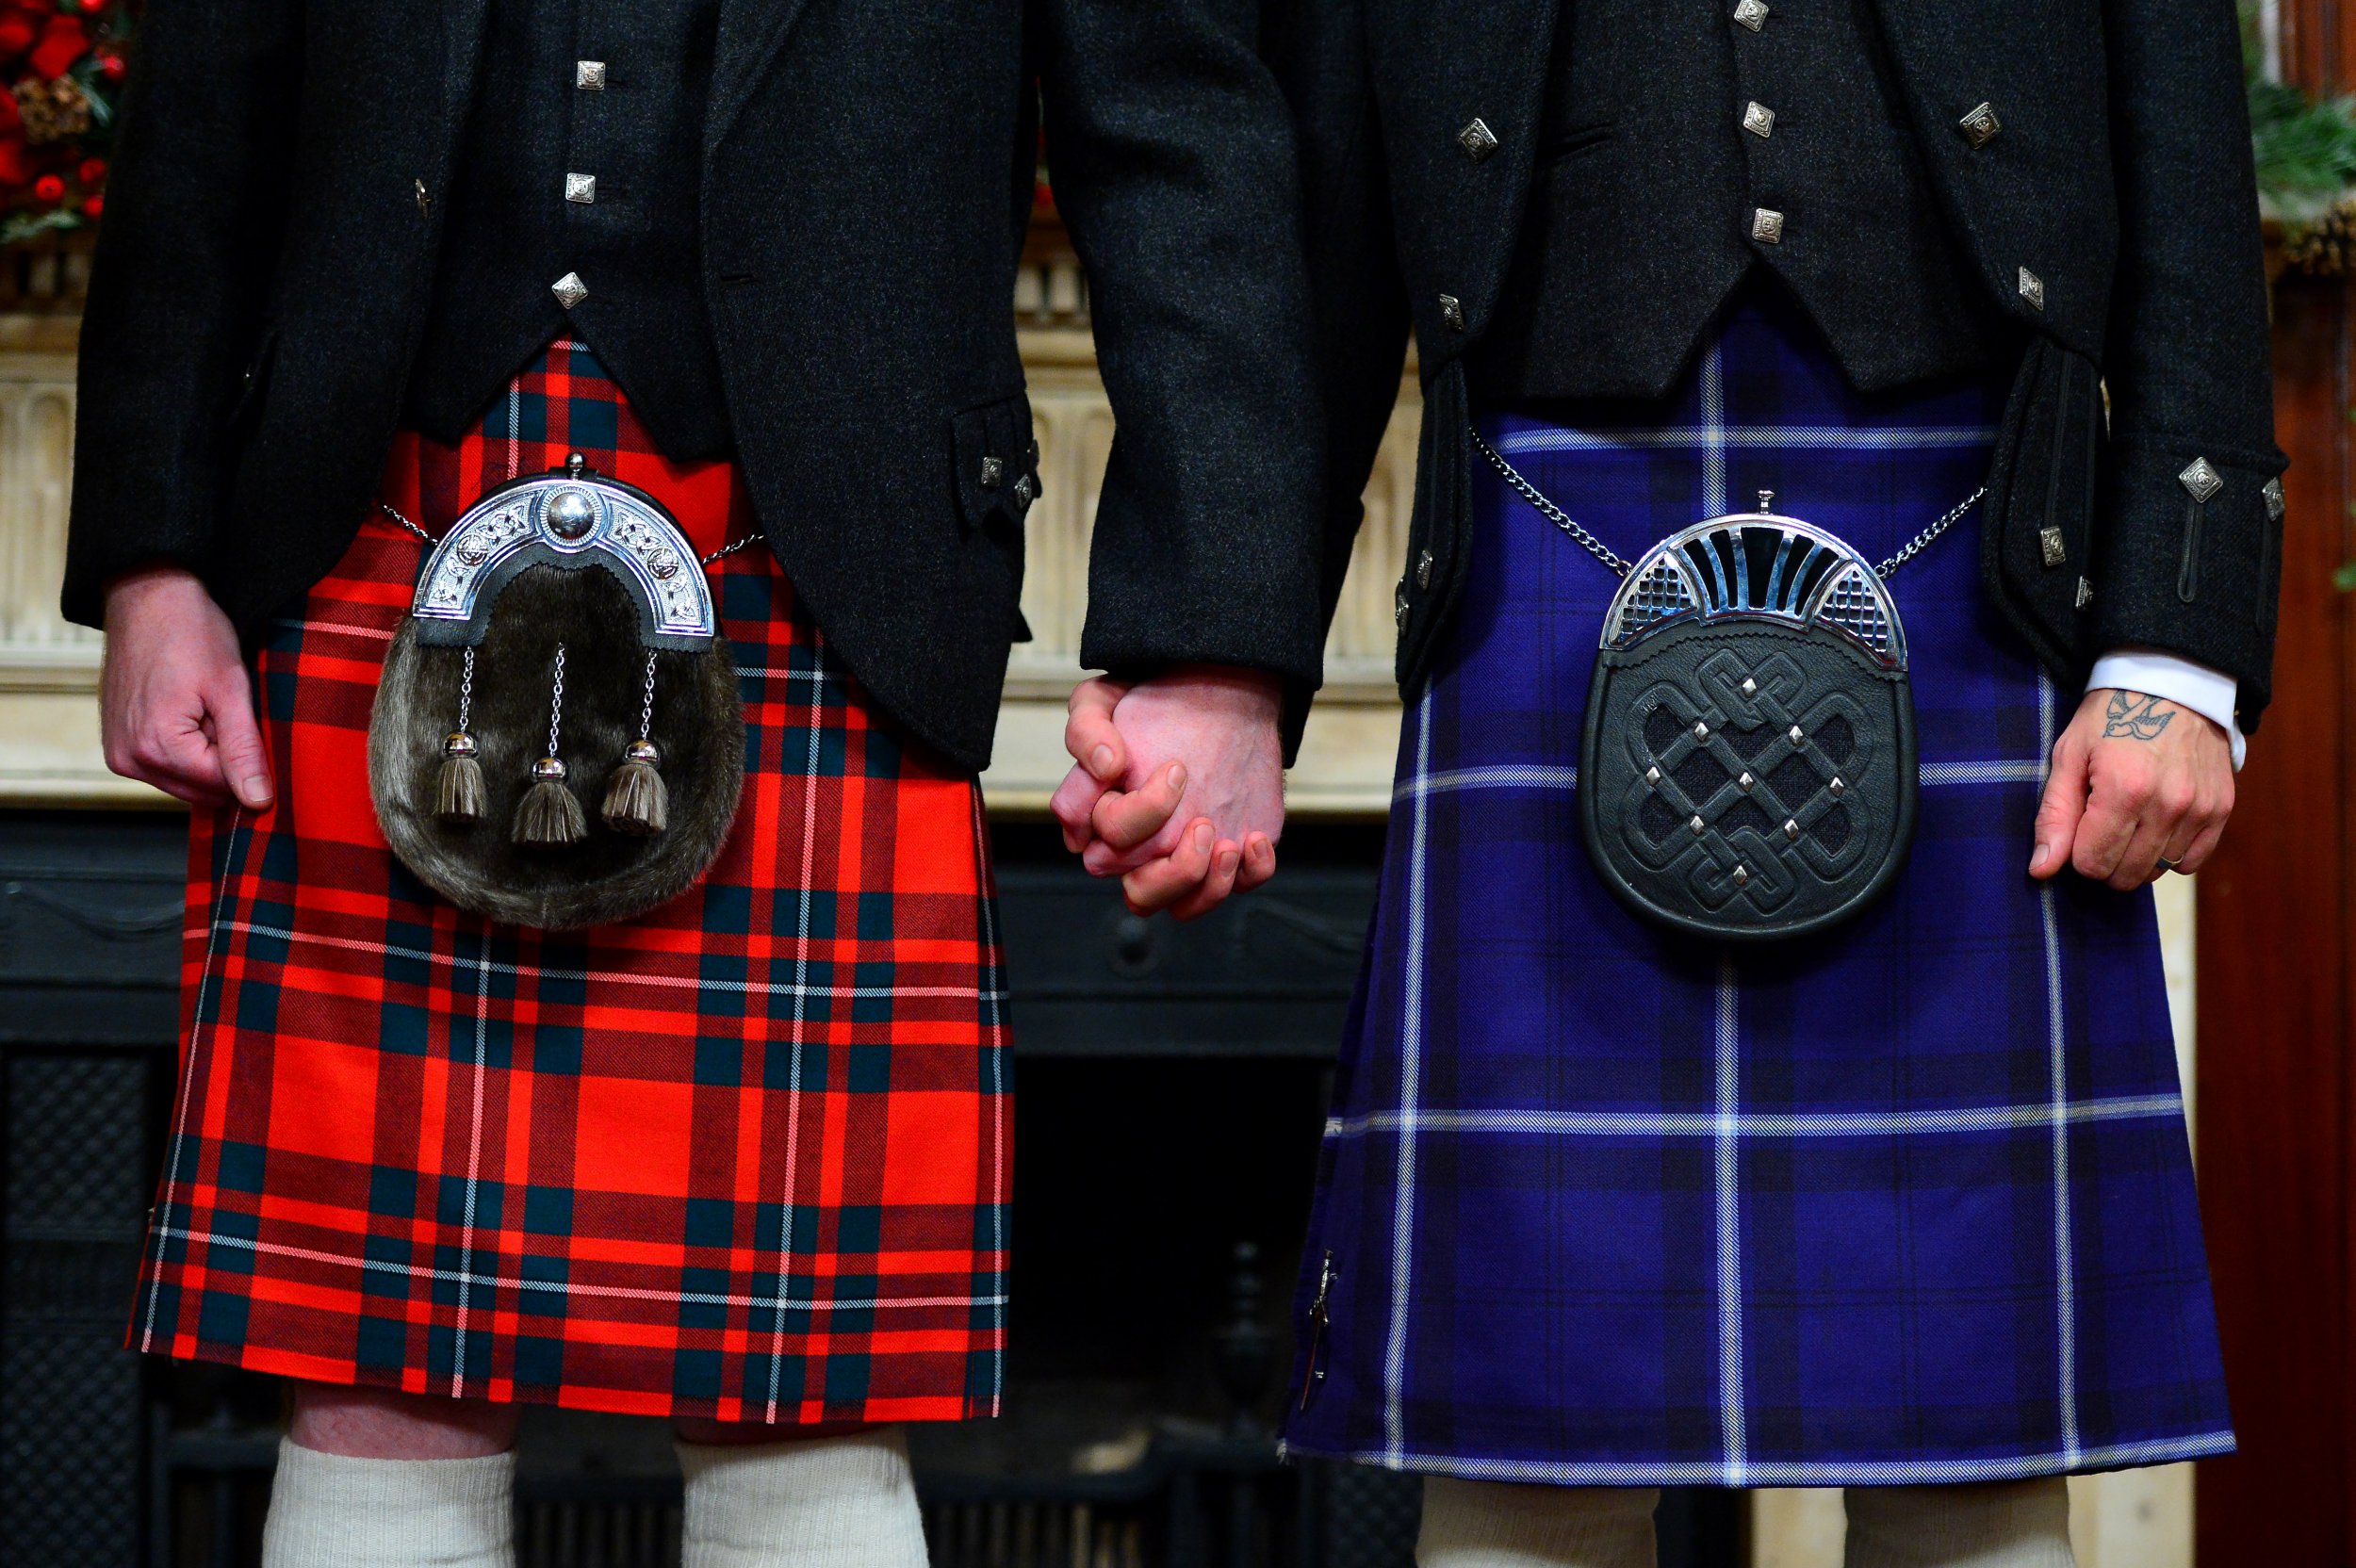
left=1416, top=548, right=1435, bottom=590
left=551, top=272, right=589, bottom=309
left=1457, top=118, right=1499, bottom=162
left=1733, top=0, right=1769, bottom=29
left=564, top=172, right=597, bottom=204
left=1742, top=101, right=1776, bottom=139
left=1396, top=587, right=1412, bottom=631
left=576, top=59, right=607, bottom=90
left=979, top=456, right=1004, bottom=491
left=2017, top=267, right=2045, bottom=310
left=2264, top=476, right=2286, bottom=521
left=2039, top=526, right=2068, bottom=568
left=1751, top=207, right=1786, bottom=244
left=1958, top=103, right=2001, bottom=149
left=1011, top=473, right=1036, bottom=511
left=1439, top=293, right=1466, bottom=332
left=2075, top=577, right=2094, bottom=610
left=2178, top=456, right=2223, bottom=502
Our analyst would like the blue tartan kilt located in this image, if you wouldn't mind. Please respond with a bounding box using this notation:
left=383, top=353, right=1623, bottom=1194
left=1281, top=292, right=2233, bottom=1486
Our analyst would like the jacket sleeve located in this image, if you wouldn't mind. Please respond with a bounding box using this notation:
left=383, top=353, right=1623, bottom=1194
left=58, top=0, right=303, bottom=629
left=1266, top=0, right=1411, bottom=669
left=2091, top=0, right=2286, bottom=728
left=1036, top=0, right=1328, bottom=714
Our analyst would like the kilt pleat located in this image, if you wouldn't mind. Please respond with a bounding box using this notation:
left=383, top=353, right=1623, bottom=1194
left=1281, top=290, right=2233, bottom=1485
left=132, top=342, right=1010, bottom=1425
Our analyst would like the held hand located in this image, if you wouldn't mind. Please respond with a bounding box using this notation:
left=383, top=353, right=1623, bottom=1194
left=2031, top=688, right=2233, bottom=890
left=100, top=566, right=274, bottom=810
left=1049, top=666, right=1284, bottom=920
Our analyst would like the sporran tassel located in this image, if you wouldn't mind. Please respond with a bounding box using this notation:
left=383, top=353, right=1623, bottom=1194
left=513, top=642, right=587, bottom=848
left=515, top=757, right=588, bottom=846
left=435, top=732, right=486, bottom=825
left=602, top=652, right=668, bottom=837
left=433, top=648, right=485, bottom=826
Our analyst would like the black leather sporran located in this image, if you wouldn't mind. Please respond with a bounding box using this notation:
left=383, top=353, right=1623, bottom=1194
left=1476, top=433, right=1980, bottom=943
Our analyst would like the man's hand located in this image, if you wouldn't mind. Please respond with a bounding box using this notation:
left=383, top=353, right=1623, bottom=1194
left=100, top=566, right=274, bottom=810
left=1050, top=666, right=1283, bottom=920
left=2031, top=688, right=2233, bottom=890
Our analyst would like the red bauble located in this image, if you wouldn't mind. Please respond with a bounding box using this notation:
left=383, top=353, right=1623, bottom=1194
left=76, top=0, right=105, bottom=13
left=97, top=49, right=123, bottom=79
left=0, top=139, right=31, bottom=191
left=77, top=155, right=103, bottom=184
left=33, top=172, right=64, bottom=203
left=0, top=13, right=35, bottom=64
left=80, top=192, right=101, bottom=218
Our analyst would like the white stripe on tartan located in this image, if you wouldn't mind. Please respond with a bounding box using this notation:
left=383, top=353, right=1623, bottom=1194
left=1492, top=425, right=2002, bottom=455
left=1295, top=1429, right=2236, bottom=1488
left=1393, top=758, right=2047, bottom=804
left=973, top=785, right=1010, bottom=1412
left=145, top=806, right=245, bottom=1354
left=2037, top=668, right=2084, bottom=1465
left=450, top=929, right=493, bottom=1398
left=194, top=922, right=1007, bottom=1004
left=1383, top=690, right=1437, bottom=1467
left=1716, top=951, right=1747, bottom=1484
left=1702, top=338, right=1727, bottom=515
left=1321, top=1092, right=2185, bottom=1142
left=770, top=639, right=829, bottom=1422
left=152, top=1228, right=1004, bottom=1313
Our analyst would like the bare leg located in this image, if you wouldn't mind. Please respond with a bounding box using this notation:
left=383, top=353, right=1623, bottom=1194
left=261, top=1380, right=520, bottom=1568
left=1843, top=1479, right=2075, bottom=1568
left=1416, top=1476, right=1660, bottom=1568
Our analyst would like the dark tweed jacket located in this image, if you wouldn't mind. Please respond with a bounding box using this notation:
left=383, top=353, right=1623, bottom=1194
left=62, top=0, right=1327, bottom=773
left=1268, top=0, right=2289, bottom=730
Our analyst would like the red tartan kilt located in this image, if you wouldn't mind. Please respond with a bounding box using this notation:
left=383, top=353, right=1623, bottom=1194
left=132, top=344, right=1009, bottom=1425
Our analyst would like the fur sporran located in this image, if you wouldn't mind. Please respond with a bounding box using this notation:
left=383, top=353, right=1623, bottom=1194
left=368, top=461, right=746, bottom=929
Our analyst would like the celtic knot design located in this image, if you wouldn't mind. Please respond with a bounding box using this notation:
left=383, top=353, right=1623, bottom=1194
left=1612, top=647, right=1875, bottom=916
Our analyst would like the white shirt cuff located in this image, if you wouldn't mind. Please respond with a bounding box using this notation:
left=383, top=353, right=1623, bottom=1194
left=2086, top=650, right=2246, bottom=770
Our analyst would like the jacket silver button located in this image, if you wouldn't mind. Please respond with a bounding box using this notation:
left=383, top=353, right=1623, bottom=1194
left=564, top=172, right=597, bottom=204
left=1396, top=587, right=1412, bottom=631
left=1750, top=207, right=1785, bottom=244
left=552, top=272, right=589, bottom=308
left=979, top=456, right=1004, bottom=490
left=2263, top=476, right=2285, bottom=521
left=576, top=59, right=607, bottom=90
left=1733, top=0, right=1769, bottom=29
left=1416, top=548, right=1434, bottom=590
left=2178, top=456, right=2223, bottom=503
left=1457, top=118, right=1499, bottom=162
left=1438, top=293, right=1466, bottom=332
left=1958, top=102, right=2001, bottom=148
left=1742, top=101, right=1775, bottom=139
left=2017, top=267, right=2045, bottom=310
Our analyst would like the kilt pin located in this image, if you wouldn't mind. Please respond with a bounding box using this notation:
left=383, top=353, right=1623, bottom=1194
left=1282, top=295, right=2234, bottom=1485
left=131, top=343, right=1011, bottom=1426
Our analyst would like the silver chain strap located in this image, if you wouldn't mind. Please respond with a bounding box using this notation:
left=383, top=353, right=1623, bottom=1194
left=456, top=646, right=475, bottom=733
left=377, top=500, right=760, bottom=566
left=547, top=643, right=566, bottom=758
left=1469, top=431, right=1632, bottom=577
left=1470, top=430, right=1986, bottom=582
left=637, top=651, right=658, bottom=742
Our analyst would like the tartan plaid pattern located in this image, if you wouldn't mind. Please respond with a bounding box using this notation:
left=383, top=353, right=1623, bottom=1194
left=1282, top=291, right=2233, bottom=1485
left=132, top=342, right=1010, bottom=1425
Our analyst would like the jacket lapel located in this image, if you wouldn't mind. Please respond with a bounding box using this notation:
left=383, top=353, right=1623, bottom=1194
left=707, top=0, right=821, bottom=152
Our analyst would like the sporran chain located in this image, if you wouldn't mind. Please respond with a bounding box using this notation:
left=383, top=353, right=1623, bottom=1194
left=1469, top=430, right=1986, bottom=582
left=377, top=500, right=760, bottom=567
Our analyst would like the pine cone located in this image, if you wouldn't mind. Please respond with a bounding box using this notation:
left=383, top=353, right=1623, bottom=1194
left=2286, top=197, right=2356, bottom=278
left=14, top=77, right=91, bottom=145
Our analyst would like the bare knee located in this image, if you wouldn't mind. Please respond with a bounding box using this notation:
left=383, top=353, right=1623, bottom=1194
left=286, top=1380, right=520, bottom=1460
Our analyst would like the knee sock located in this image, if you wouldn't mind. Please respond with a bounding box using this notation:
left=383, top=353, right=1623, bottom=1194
left=676, top=1427, right=929, bottom=1568
left=1843, top=1478, right=2075, bottom=1568
left=260, top=1437, right=515, bottom=1568
left=1417, top=1476, right=1659, bottom=1568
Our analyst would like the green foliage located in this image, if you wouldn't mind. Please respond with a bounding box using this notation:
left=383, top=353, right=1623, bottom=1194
left=2245, top=3, right=2356, bottom=220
